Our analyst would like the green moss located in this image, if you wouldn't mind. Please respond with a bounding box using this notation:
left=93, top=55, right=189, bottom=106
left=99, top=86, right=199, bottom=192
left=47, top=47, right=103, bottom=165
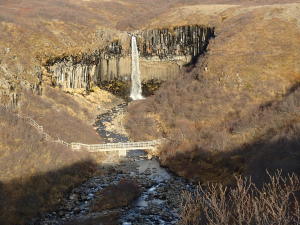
left=99, top=79, right=163, bottom=100
left=99, top=80, right=130, bottom=100
left=142, top=79, right=162, bottom=97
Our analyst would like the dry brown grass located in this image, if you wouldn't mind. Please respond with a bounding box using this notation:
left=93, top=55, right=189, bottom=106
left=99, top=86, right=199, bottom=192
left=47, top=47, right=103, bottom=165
left=180, top=171, right=300, bottom=225
left=126, top=73, right=300, bottom=184
left=20, top=87, right=103, bottom=144
left=0, top=106, right=101, bottom=225
left=0, top=70, right=121, bottom=224
left=125, top=2, right=300, bottom=184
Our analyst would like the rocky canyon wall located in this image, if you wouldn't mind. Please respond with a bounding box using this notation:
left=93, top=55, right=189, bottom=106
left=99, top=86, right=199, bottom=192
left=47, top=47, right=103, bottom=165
left=47, top=25, right=214, bottom=90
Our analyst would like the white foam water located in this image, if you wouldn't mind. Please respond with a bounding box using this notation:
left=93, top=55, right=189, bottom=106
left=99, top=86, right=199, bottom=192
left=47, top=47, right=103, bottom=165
left=130, top=36, right=144, bottom=100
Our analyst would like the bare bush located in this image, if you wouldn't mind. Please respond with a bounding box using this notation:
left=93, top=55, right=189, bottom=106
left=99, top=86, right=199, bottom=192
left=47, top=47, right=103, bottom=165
left=180, top=171, right=300, bottom=225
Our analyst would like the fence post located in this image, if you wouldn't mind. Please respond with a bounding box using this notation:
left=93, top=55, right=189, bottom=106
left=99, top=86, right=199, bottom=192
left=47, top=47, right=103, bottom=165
left=118, top=150, right=127, bottom=157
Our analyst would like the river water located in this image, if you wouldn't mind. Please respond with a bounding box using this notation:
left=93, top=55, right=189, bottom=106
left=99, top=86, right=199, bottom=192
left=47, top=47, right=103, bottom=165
left=30, top=103, right=195, bottom=225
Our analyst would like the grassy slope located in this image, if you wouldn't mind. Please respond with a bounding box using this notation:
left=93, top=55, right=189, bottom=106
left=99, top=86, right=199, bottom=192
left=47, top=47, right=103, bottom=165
left=20, top=87, right=122, bottom=144
left=125, top=2, right=300, bottom=184
left=0, top=86, right=120, bottom=224
left=0, top=0, right=299, bottom=222
left=0, top=107, right=99, bottom=225
left=0, top=86, right=123, bottom=224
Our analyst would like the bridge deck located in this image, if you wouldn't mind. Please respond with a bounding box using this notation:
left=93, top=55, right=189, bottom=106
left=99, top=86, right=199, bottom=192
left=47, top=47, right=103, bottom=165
left=70, top=140, right=162, bottom=152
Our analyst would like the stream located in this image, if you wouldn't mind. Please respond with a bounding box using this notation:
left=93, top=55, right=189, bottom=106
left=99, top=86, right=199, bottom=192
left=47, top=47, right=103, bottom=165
left=30, top=103, right=195, bottom=225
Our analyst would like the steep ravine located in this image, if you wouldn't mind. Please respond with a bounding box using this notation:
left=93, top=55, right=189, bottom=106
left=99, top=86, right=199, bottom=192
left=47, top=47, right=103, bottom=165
left=28, top=25, right=214, bottom=225
left=30, top=103, right=195, bottom=225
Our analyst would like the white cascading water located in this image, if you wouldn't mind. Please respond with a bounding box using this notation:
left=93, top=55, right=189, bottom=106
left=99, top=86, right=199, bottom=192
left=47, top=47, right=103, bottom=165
left=130, top=35, right=144, bottom=100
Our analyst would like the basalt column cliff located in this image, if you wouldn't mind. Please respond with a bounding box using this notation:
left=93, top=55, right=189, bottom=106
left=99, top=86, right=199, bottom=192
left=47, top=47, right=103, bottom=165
left=47, top=25, right=214, bottom=91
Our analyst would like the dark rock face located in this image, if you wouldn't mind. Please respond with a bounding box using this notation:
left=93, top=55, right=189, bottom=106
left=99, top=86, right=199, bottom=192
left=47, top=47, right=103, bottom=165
left=46, top=25, right=215, bottom=92
left=139, top=25, right=214, bottom=59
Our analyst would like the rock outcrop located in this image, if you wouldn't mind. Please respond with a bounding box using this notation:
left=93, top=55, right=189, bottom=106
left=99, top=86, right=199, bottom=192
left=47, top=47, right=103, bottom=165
left=47, top=25, right=214, bottom=91
left=0, top=74, right=41, bottom=108
left=139, top=25, right=214, bottom=59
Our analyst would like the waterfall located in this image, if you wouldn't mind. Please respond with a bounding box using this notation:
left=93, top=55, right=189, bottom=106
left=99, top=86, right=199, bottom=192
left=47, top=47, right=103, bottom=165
left=130, top=36, right=144, bottom=100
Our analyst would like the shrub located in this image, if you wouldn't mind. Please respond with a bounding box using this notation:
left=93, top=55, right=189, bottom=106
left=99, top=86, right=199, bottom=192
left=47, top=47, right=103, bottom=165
left=180, top=171, right=300, bottom=225
left=92, top=179, right=141, bottom=211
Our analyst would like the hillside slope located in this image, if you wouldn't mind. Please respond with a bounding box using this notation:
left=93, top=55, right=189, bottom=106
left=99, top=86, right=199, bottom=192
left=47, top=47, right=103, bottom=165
left=125, top=2, right=300, bottom=184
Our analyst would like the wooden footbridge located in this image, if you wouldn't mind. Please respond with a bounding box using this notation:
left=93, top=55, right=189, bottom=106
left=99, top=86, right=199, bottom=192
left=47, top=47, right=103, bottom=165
left=70, top=140, right=163, bottom=156
left=2, top=106, right=163, bottom=157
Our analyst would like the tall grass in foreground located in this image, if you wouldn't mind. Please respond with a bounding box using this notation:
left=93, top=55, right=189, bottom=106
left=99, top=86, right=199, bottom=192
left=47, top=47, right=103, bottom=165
left=180, top=171, right=300, bottom=225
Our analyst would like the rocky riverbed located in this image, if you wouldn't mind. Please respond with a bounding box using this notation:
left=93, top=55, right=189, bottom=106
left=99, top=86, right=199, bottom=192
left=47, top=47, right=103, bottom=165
left=30, top=103, right=195, bottom=225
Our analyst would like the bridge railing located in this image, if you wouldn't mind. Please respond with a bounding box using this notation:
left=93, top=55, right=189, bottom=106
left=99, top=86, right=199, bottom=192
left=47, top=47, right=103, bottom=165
left=15, top=112, right=71, bottom=147
left=70, top=139, right=163, bottom=152
left=1, top=105, right=164, bottom=153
